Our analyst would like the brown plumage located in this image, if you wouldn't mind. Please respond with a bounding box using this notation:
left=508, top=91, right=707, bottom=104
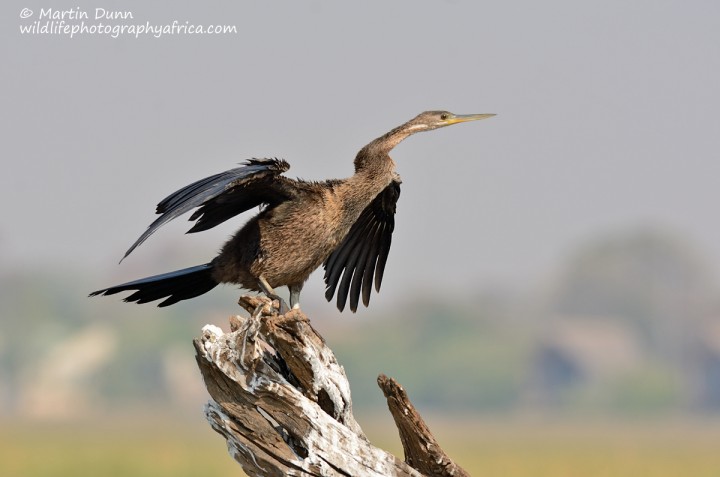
left=90, top=110, right=494, bottom=312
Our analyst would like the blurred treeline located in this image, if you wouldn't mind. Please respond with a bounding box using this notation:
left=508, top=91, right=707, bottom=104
left=1, top=226, right=719, bottom=420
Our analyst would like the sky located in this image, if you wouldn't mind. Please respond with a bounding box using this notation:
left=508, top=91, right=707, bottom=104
left=2, top=0, right=719, bottom=312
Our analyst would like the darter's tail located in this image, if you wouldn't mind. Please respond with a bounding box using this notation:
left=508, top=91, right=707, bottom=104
left=89, top=263, right=217, bottom=307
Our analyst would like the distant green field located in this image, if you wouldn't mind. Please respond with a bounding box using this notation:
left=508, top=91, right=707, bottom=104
left=2, top=417, right=719, bottom=476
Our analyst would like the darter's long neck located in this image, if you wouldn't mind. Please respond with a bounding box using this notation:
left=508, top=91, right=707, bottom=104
left=354, top=118, right=421, bottom=172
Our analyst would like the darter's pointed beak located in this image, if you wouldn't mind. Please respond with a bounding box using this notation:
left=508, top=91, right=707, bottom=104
left=444, top=113, right=496, bottom=125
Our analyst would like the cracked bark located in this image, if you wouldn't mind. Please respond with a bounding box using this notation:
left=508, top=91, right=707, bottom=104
left=194, top=295, right=469, bottom=476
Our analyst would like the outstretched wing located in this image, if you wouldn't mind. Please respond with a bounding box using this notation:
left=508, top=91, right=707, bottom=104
left=122, top=158, right=292, bottom=261
left=323, top=180, right=401, bottom=312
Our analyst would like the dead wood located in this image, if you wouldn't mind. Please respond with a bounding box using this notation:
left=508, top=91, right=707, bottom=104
left=378, top=375, right=471, bottom=477
left=194, top=295, right=469, bottom=476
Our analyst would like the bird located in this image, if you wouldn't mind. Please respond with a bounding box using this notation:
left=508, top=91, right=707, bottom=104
left=90, top=111, right=495, bottom=313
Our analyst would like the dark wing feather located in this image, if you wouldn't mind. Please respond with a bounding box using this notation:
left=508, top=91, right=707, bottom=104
left=121, top=158, right=291, bottom=261
left=323, top=180, right=400, bottom=312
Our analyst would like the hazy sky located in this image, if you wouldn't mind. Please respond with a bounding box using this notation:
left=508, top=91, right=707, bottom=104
left=2, top=1, right=719, bottom=310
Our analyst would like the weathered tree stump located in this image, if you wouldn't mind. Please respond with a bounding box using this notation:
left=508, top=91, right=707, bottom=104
left=194, top=295, right=469, bottom=476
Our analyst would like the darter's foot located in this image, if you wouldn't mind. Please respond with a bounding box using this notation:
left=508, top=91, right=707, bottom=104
left=258, top=275, right=290, bottom=315
left=277, top=298, right=290, bottom=315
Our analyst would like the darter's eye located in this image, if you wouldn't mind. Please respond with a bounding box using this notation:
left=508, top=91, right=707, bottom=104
left=440, top=113, right=449, bottom=120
